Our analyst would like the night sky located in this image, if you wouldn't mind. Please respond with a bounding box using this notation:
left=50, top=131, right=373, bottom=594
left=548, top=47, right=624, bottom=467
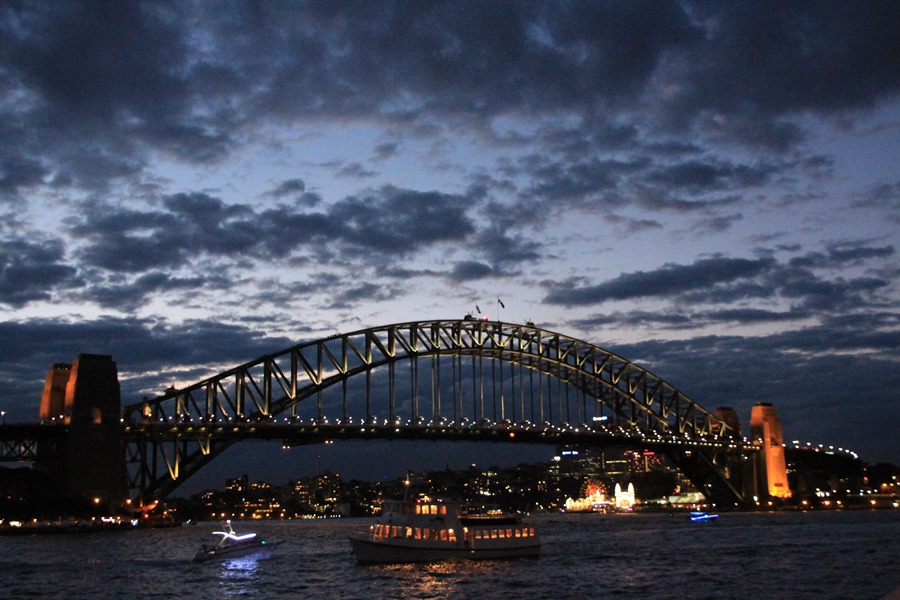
left=1, top=2, right=898, bottom=491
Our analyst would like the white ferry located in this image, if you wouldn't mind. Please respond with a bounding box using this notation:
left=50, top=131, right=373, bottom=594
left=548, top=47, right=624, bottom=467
left=349, top=498, right=539, bottom=564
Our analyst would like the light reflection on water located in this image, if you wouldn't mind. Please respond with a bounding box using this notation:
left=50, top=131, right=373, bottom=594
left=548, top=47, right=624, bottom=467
left=217, top=555, right=262, bottom=597
left=0, top=511, right=897, bottom=599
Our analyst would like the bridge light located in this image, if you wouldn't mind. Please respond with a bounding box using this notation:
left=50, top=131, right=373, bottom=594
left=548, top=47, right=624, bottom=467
left=509, top=432, right=515, bottom=439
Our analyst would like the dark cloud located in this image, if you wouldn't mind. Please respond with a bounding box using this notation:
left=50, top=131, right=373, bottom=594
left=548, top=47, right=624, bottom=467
left=328, top=282, right=394, bottom=310
left=853, top=182, right=900, bottom=223
left=682, top=2, right=900, bottom=115
left=645, top=159, right=777, bottom=195
left=0, top=1, right=894, bottom=199
left=543, top=256, right=776, bottom=306
left=70, top=192, right=260, bottom=272
left=522, top=155, right=643, bottom=204
left=450, top=261, right=493, bottom=282
left=654, top=2, right=900, bottom=150
left=545, top=240, right=897, bottom=312
left=79, top=271, right=226, bottom=313
left=0, top=237, right=79, bottom=307
left=0, top=316, right=296, bottom=417
left=571, top=307, right=808, bottom=333
left=790, top=241, right=895, bottom=269
left=372, top=143, right=400, bottom=161
left=630, top=186, right=741, bottom=213
left=335, top=162, right=378, bottom=179
left=330, top=187, right=476, bottom=254
left=601, top=214, right=663, bottom=234
left=471, top=229, right=541, bottom=272
left=67, top=186, right=477, bottom=275
left=265, top=178, right=306, bottom=198
left=772, top=266, right=890, bottom=313
left=0, top=156, right=47, bottom=201
left=689, top=213, right=744, bottom=234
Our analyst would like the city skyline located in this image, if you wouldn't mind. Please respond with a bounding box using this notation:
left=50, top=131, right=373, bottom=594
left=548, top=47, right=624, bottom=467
left=0, top=2, right=897, bottom=482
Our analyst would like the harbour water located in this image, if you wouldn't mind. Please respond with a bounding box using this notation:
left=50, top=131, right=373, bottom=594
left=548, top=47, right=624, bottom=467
left=1, top=510, right=897, bottom=599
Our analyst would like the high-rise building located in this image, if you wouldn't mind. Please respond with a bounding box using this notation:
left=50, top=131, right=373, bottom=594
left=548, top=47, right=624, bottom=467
left=750, top=402, right=791, bottom=499
left=226, top=474, right=249, bottom=493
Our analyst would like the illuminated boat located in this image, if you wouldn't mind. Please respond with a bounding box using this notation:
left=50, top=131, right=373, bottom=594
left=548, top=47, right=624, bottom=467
left=192, top=521, right=282, bottom=562
left=349, top=498, right=539, bottom=564
left=689, top=511, right=719, bottom=522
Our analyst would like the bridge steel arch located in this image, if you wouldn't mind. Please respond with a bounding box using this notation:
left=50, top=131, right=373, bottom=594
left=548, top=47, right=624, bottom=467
left=123, top=319, right=752, bottom=506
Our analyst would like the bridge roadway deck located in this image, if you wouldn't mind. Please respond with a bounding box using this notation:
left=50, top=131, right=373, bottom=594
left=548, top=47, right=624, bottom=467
left=0, top=420, right=756, bottom=455
left=121, top=419, right=755, bottom=454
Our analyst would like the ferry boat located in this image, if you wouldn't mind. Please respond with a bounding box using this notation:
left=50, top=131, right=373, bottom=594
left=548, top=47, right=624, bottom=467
left=349, top=498, right=539, bottom=564
left=193, top=521, right=282, bottom=562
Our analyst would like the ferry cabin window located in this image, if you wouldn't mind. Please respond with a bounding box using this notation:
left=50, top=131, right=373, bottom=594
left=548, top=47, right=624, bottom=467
left=415, top=504, right=442, bottom=515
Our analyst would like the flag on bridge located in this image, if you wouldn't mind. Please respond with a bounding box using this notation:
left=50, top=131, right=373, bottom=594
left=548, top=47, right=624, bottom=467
left=497, top=298, right=505, bottom=308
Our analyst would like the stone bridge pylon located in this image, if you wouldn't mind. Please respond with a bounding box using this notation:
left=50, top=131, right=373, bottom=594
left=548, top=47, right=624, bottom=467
left=38, top=354, right=127, bottom=507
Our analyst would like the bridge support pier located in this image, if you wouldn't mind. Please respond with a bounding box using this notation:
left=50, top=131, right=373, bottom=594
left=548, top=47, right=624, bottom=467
left=750, top=402, right=791, bottom=500
left=37, top=355, right=127, bottom=508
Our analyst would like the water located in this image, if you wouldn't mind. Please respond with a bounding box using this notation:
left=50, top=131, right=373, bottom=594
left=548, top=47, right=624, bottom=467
left=1, top=510, right=898, bottom=599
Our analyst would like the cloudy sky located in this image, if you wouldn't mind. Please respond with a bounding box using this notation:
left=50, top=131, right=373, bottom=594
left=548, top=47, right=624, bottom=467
left=1, top=2, right=898, bottom=485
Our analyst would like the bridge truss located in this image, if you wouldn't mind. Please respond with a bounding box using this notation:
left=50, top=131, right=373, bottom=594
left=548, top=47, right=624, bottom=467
left=0, top=424, right=61, bottom=461
left=122, top=319, right=752, bottom=505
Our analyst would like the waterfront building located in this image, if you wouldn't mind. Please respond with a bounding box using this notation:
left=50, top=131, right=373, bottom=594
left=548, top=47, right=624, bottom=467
left=614, top=482, right=636, bottom=509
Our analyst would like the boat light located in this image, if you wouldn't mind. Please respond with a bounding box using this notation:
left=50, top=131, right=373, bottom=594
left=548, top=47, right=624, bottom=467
left=213, top=531, right=257, bottom=542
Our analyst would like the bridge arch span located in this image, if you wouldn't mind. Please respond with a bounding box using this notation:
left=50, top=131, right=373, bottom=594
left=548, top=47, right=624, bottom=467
left=123, top=319, right=746, bottom=504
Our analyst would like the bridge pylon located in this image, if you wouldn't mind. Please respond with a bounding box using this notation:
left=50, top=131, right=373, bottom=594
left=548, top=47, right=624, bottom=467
left=36, top=354, right=127, bottom=508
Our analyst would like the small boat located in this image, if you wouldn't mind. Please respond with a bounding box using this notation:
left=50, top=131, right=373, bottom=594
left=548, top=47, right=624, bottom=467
left=192, top=521, right=281, bottom=562
left=349, top=497, right=539, bottom=564
left=690, top=511, right=719, bottom=522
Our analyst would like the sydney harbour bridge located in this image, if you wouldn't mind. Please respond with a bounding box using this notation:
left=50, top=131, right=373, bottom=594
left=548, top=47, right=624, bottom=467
left=1, top=319, right=761, bottom=508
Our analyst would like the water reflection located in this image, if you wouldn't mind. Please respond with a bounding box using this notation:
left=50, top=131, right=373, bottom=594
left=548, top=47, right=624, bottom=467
left=217, top=555, right=261, bottom=597
left=367, top=559, right=511, bottom=598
